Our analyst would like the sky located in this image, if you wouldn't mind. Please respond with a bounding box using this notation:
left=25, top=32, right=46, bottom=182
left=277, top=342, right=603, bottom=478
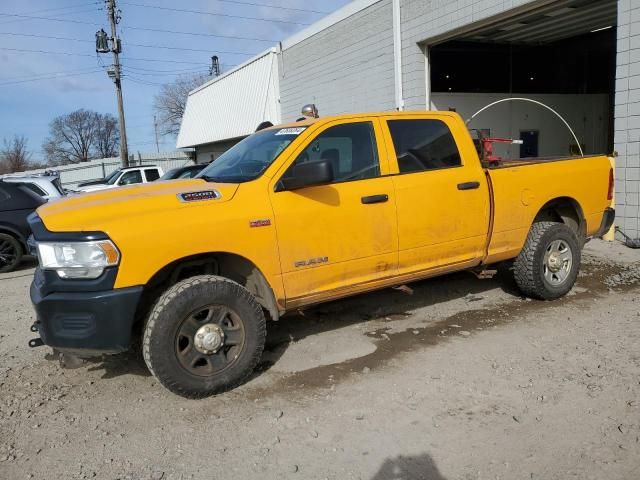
left=0, top=0, right=350, bottom=163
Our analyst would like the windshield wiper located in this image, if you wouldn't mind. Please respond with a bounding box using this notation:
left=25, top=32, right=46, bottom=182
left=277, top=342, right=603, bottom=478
left=201, top=175, right=224, bottom=182
left=201, top=175, right=246, bottom=183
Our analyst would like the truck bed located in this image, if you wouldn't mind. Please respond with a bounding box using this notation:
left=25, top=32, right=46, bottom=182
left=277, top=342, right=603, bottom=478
left=483, top=154, right=606, bottom=169
left=482, top=154, right=613, bottom=264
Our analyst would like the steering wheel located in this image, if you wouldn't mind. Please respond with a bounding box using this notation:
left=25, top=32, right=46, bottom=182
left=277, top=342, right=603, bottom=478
left=237, top=160, right=265, bottom=175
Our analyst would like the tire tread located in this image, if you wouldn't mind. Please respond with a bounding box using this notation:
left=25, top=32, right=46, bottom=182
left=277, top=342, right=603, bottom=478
left=513, top=221, right=580, bottom=300
left=142, top=275, right=266, bottom=399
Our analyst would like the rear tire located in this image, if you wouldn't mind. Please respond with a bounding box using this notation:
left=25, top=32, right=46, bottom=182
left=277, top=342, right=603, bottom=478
left=143, top=275, right=266, bottom=399
left=0, top=233, right=22, bottom=273
left=513, top=222, right=581, bottom=300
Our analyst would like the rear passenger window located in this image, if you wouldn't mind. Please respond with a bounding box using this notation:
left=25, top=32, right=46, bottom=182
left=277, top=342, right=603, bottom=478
left=19, top=183, right=47, bottom=197
left=387, top=119, right=462, bottom=173
left=145, top=169, right=160, bottom=182
left=288, top=122, right=380, bottom=182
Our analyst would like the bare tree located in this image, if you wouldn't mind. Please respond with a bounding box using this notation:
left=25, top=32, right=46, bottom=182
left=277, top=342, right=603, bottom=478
left=95, top=113, right=120, bottom=158
left=0, top=135, right=31, bottom=174
left=42, top=109, right=120, bottom=164
left=153, top=73, right=210, bottom=137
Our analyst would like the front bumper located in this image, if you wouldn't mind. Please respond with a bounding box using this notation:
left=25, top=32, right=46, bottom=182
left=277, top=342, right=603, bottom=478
left=30, top=278, right=143, bottom=356
left=27, top=213, right=143, bottom=356
left=594, top=207, right=615, bottom=238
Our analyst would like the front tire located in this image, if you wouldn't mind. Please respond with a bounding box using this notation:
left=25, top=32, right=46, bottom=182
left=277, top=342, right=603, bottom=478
left=513, top=222, right=581, bottom=300
left=143, top=275, right=266, bottom=398
left=0, top=233, right=22, bottom=273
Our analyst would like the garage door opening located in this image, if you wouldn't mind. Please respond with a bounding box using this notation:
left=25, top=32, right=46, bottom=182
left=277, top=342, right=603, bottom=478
left=427, top=0, right=617, bottom=159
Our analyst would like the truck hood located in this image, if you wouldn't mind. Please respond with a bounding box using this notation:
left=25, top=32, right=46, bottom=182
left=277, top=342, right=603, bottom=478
left=37, top=179, right=240, bottom=233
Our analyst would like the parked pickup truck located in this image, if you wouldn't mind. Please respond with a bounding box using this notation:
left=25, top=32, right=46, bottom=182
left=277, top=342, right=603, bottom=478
left=73, top=165, right=163, bottom=193
left=28, top=111, right=614, bottom=398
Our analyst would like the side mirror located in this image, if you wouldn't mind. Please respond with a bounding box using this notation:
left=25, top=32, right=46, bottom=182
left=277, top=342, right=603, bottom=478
left=278, top=159, right=334, bottom=191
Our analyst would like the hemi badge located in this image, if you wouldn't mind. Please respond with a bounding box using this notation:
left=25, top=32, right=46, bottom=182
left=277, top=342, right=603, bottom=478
left=178, top=190, right=219, bottom=202
left=250, top=219, right=271, bottom=228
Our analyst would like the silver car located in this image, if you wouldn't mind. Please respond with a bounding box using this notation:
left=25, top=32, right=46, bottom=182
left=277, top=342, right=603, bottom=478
left=2, top=175, right=66, bottom=202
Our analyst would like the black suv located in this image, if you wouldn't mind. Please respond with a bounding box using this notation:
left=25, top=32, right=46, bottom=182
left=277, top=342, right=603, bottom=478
left=0, top=181, right=44, bottom=272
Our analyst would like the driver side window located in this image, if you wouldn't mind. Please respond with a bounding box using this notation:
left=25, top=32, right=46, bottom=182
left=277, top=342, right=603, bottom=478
left=119, top=170, right=142, bottom=185
left=289, top=122, right=380, bottom=183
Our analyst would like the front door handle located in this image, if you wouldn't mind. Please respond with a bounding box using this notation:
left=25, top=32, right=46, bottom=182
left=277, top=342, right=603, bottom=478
left=457, top=181, right=480, bottom=191
left=361, top=194, right=389, bottom=204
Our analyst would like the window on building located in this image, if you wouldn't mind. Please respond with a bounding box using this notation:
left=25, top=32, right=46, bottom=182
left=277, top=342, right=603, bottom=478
left=387, top=120, right=462, bottom=173
left=288, top=122, right=380, bottom=183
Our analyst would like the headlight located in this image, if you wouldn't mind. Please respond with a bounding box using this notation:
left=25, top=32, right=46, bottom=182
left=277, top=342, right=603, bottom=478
left=36, top=240, right=120, bottom=279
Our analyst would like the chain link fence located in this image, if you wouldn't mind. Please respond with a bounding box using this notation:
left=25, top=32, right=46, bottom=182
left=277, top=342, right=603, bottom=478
left=0, top=151, right=195, bottom=188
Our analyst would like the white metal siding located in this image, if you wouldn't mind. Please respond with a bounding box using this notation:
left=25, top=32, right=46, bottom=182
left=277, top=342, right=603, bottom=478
left=615, top=0, right=640, bottom=237
left=176, top=50, right=281, bottom=148
left=279, top=0, right=395, bottom=121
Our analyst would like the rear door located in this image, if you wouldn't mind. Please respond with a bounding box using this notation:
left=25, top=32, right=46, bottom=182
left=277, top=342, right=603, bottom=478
left=380, top=114, right=490, bottom=275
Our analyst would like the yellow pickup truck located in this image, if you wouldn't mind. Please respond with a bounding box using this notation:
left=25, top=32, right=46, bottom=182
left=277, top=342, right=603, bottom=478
left=28, top=111, right=614, bottom=398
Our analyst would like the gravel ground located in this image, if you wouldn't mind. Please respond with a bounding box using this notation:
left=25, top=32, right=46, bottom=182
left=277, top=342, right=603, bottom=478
left=0, top=240, right=639, bottom=480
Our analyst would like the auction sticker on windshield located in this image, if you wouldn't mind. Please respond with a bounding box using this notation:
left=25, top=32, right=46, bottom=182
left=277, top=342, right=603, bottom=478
left=275, top=127, right=307, bottom=136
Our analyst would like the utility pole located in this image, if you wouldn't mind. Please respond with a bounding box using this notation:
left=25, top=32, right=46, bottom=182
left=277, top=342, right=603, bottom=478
left=104, top=0, right=129, bottom=167
left=153, top=115, right=160, bottom=153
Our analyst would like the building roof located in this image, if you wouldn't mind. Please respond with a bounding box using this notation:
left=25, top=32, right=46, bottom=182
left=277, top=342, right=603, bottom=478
left=176, top=49, right=281, bottom=148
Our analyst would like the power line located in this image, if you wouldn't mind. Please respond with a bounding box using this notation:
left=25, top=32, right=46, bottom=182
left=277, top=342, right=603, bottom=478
left=122, top=26, right=277, bottom=43
left=1, top=66, right=102, bottom=82
left=121, top=56, right=208, bottom=65
left=0, top=32, right=258, bottom=57
left=0, top=12, right=280, bottom=43
left=122, top=65, right=209, bottom=74
left=0, top=12, right=101, bottom=27
left=0, top=4, right=100, bottom=25
left=0, top=2, right=99, bottom=17
left=0, top=47, right=210, bottom=65
left=128, top=42, right=255, bottom=56
left=120, top=2, right=310, bottom=26
left=0, top=46, right=98, bottom=58
left=187, top=0, right=330, bottom=15
left=121, top=68, right=211, bottom=77
left=0, top=69, right=103, bottom=86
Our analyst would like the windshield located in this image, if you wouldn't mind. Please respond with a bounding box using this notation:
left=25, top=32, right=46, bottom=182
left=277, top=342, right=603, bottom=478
left=160, top=168, right=179, bottom=180
left=198, top=128, right=304, bottom=183
left=105, top=169, right=121, bottom=185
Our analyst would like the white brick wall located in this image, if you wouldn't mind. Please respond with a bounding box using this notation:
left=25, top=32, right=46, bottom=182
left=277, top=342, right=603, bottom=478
left=615, top=0, right=640, bottom=237
left=277, top=0, right=638, bottom=236
left=279, top=0, right=395, bottom=121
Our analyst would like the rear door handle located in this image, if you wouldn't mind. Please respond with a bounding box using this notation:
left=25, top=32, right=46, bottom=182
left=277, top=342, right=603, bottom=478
left=457, top=181, right=480, bottom=191
left=361, top=194, right=389, bottom=204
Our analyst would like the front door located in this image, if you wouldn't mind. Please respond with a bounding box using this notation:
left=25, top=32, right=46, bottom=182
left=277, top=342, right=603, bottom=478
left=381, top=115, right=490, bottom=274
left=269, top=119, right=398, bottom=306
